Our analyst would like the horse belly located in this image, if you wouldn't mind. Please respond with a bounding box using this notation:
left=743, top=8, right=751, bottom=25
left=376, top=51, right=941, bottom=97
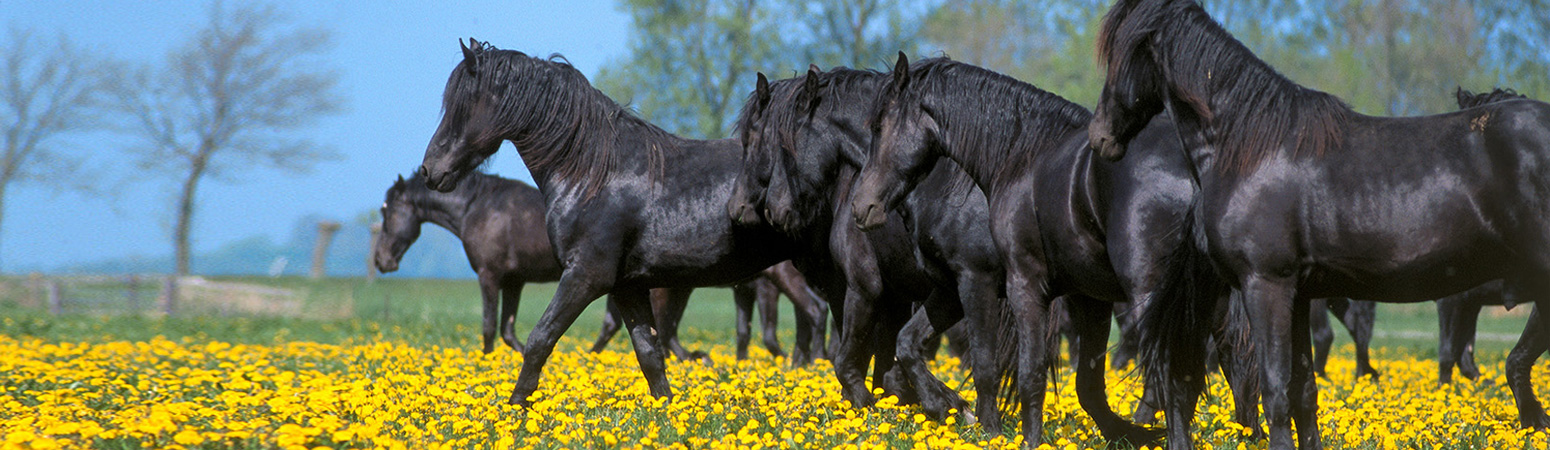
left=1302, top=242, right=1506, bottom=302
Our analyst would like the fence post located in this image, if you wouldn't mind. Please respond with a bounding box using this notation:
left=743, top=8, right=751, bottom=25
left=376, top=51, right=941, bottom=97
left=126, top=275, right=141, bottom=313
left=47, top=280, right=63, bottom=315
left=311, top=221, right=342, bottom=279
left=367, top=222, right=382, bottom=283
left=159, top=276, right=177, bottom=316
left=27, top=272, right=43, bottom=308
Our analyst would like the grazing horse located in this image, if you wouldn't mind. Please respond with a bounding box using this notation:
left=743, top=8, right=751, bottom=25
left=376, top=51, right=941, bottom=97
left=1089, top=1, right=1550, bottom=448
left=848, top=54, right=1266, bottom=447
left=374, top=171, right=826, bottom=362
left=732, top=66, right=1019, bottom=433
left=418, top=39, right=798, bottom=406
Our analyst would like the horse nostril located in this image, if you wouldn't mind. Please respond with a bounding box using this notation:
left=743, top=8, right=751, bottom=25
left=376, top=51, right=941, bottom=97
left=417, top=165, right=429, bottom=178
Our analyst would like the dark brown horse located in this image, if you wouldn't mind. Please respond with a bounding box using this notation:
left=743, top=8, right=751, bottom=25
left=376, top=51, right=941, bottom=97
left=1089, top=1, right=1550, bottom=448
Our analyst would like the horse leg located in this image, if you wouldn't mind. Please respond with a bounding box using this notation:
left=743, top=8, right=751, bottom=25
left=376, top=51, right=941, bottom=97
left=1505, top=291, right=1550, bottom=429
left=477, top=272, right=501, bottom=354
left=509, top=271, right=611, bottom=406
left=1288, top=295, right=1322, bottom=450
left=733, top=280, right=757, bottom=360
left=1339, top=299, right=1379, bottom=379
left=655, top=287, right=701, bottom=361
left=1111, top=301, right=1140, bottom=369
left=893, top=287, right=970, bottom=424
left=770, top=262, right=826, bottom=364
left=1212, top=290, right=1264, bottom=440
left=1308, top=298, right=1333, bottom=378
left=590, top=295, right=622, bottom=353
left=615, top=287, right=675, bottom=400
left=1069, top=295, right=1160, bottom=446
left=873, top=299, right=912, bottom=402
left=1240, top=276, right=1302, bottom=446
left=834, top=286, right=880, bottom=408
left=960, top=270, right=1008, bottom=434
left=500, top=280, right=525, bottom=353
left=1440, top=293, right=1484, bottom=383
left=1006, top=260, right=1054, bottom=448
left=756, top=277, right=786, bottom=360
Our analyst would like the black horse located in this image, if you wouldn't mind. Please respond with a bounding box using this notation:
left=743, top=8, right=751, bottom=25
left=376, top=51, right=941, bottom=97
left=731, top=66, right=1021, bottom=433
left=847, top=54, right=1267, bottom=447
left=373, top=171, right=826, bottom=362
left=728, top=69, right=935, bottom=420
left=418, top=39, right=799, bottom=406
left=1089, top=1, right=1550, bottom=448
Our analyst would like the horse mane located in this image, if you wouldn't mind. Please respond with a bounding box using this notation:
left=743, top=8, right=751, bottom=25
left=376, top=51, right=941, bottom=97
left=1099, top=0, right=1350, bottom=174
left=394, top=169, right=501, bottom=203
left=733, top=75, right=804, bottom=152
left=442, top=43, right=671, bottom=198
left=1456, top=87, right=1528, bottom=109
left=781, top=66, right=888, bottom=157
left=895, top=57, right=1093, bottom=180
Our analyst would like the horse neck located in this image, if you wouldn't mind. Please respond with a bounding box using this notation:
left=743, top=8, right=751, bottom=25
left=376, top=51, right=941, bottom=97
left=942, top=114, right=1085, bottom=195
left=495, top=70, right=679, bottom=199
left=411, top=184, right=475, bottom=238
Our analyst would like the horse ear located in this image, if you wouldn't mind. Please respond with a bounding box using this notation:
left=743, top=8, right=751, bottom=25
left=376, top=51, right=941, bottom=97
left=755, top=72, right=771, bottom=107
left=397, top=174, right=405, bottom=183
left=461, top=38, right=482, bottom=75
left=802, top=66, right=823, bottom=111
left=891, top=51, right=910, bottom=93
left=1455, top=86, right=1471, bottom=108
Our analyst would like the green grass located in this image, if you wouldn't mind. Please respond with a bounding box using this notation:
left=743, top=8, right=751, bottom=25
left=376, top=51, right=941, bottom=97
left=0, top=276, right=804, bottom=352
left=0, top=274, right=1534, bottom=360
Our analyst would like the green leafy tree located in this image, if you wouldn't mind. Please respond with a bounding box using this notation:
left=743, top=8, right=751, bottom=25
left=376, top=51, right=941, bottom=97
left=596, top=0, right=784, bottom=139
left=920, top=0, right=1108, bottom=106
left=596, top=0, right=923, bottom=139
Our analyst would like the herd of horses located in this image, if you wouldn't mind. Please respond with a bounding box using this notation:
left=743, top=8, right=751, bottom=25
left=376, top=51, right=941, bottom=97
left=369, top=0, right=1548, bottom=448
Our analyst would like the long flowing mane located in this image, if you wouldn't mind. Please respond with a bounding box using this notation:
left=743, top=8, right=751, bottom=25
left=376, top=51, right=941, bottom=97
left=1097, top=0, right=1350, bottom=174
left=442, top=43, right=670, bottom=197
left=893, top=58, right=1092, bottom=180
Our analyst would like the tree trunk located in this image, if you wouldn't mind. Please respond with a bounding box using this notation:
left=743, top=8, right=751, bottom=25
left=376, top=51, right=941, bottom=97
left=0, top=180, right=8, bottom=272
left=174, top=156, right=208, bottom=276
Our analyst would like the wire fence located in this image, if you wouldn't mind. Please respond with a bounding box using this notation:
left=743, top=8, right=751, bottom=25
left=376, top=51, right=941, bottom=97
left=1, top=274, right=300, bottom=317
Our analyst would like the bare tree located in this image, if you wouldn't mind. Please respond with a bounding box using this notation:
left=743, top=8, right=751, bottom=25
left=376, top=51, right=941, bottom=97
left=111, top=2, right=343, bottom=275
left=1, top=28, right=114, bottom=271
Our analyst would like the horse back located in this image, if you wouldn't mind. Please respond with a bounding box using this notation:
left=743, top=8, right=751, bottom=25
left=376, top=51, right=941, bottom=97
left=541, top=136, right=793, bottom=289
left=1213, top=101, right=1550, bottom=300
left=464, top=179, right=562, bottom=282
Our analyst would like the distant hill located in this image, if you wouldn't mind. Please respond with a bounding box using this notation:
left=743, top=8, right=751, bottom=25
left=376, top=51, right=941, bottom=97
left=54, top=214, right=478, bottom=279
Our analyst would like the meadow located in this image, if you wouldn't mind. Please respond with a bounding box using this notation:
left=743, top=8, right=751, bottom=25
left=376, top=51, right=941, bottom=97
left=1, top=276, right=1547, bottom=449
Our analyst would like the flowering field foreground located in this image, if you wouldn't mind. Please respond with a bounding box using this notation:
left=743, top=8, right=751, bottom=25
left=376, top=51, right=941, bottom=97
left=2, top=333, right=1547, bottom=450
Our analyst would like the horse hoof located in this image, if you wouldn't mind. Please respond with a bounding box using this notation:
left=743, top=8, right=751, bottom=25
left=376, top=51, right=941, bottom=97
left=959, top=410, right=979, bottom=427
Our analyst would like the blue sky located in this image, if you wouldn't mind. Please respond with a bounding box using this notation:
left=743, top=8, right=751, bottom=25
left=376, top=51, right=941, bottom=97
left=4, top=1, right=631, bottom=273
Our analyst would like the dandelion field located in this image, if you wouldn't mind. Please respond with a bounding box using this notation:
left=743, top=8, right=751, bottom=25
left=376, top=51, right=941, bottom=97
left=2, top=277, right=1548, bottom=449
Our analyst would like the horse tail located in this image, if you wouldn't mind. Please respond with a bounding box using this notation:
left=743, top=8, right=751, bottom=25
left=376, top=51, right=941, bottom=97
left=993, top=294, right=1023, bottom=421
left=1137, top=202, right=1228, bottom=411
